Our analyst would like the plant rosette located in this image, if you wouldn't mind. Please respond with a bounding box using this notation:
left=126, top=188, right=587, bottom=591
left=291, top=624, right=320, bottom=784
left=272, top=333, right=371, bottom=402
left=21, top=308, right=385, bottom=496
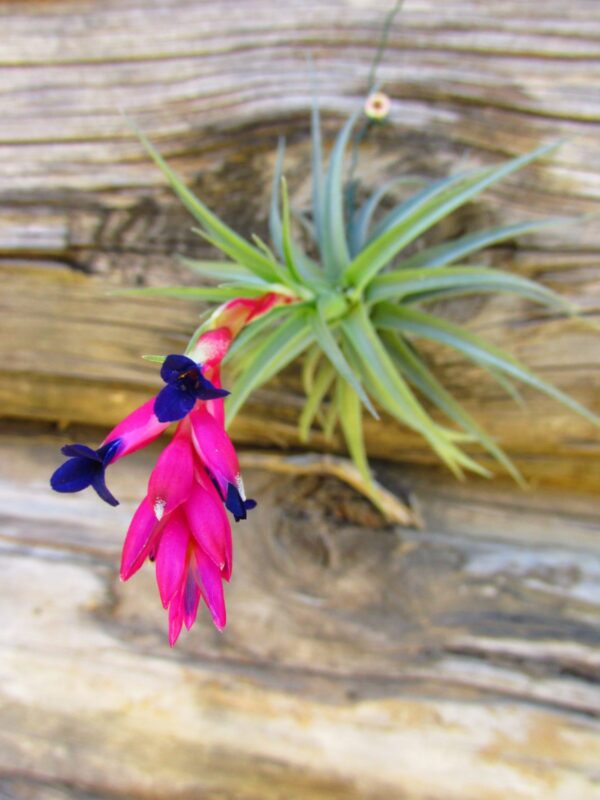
left=51, top=98, right=598, bottom=645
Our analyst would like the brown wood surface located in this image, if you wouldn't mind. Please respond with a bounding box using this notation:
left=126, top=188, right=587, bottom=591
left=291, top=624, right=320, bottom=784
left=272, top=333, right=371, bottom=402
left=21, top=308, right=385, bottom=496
left=1, top=3, right=600, bottom=797
left=1, top=0, right=599, bottom=489
left=1, top=429, right=599, bottom=800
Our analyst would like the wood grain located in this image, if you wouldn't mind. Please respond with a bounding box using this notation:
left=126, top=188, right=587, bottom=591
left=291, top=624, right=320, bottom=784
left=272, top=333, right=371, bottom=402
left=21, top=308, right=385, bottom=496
left=1, top=430, right=599, bottom=799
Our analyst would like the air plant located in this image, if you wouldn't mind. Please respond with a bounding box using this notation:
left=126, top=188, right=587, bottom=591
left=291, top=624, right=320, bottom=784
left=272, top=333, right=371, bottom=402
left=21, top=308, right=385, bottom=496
left=50, top=93, right=598, bottom=643
left=133, top=100, right=596, bottom=497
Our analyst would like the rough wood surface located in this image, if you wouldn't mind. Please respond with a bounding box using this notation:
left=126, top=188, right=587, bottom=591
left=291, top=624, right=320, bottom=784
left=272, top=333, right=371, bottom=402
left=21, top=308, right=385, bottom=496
left=1, top=0, right=600, bottom=489
left=1, top=430, right=599, bottom=799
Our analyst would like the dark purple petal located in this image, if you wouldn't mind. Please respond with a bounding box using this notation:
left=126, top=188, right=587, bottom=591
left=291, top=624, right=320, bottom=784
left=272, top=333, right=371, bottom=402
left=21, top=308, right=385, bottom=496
left=97, top=439, right=123, bottom=466
left=61, top=443, right=100, bottom=461
left=225, top=483, right=256, bottom=522
left=154, top=383, right=197, bottom=423
left=210, top=475, right=225, bottom=501
left=52, top=441, right=121, bottom=506
left=160, top=354, right=197, bottom=384
left=91, top=472, right=120, bottom=507
left=195, top=373, right=230, bottom=401
left=51, top=457, right=99, bottom=494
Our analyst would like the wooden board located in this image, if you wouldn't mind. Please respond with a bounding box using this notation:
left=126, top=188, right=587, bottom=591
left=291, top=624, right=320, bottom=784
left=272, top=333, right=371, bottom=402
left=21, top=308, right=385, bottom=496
left=1, top=0, right=600, bottom=489
left=1, top=429, right=599, bottom=799
left=2, top=0, right=600, bottom=491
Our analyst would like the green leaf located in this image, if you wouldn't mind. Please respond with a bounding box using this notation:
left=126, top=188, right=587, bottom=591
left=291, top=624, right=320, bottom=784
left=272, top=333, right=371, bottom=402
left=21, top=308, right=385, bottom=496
left=367, top=265, right=573, bottom=312
left=367, top=170, right=473, bottom=243
left=310, top=80, right=324, bottom=256
left=280, top=177, right=305, bottom=285
left=322, top=112, right=360, bottom=280
left=134, top=125, right=280, bottom=283
left=178, top=257, right=260, bottom=284
left=225, top=310, right=315, bottom=424
left=115, top=285, right=263, bottom=301
left=291, top=245, right=327, bottom=288
left=251, top=234, right=278, bottom=265
left=383, top=332, right=524, bottom=484
left=349, top=176, right=427, bottom=257
left=302, top=344, right=322, bottom=396
left=299, top=359, right=336, bottom=442
left=397, top=218, right=568, bottom=270
left=322, top=385, right=340, bottom=441
left=142, top=354, right=167, bottom=364
left=218, top=278, right=286, bottom=293
left=374, top=303, right=600, bottom=427
left=312, top=300, right=379, bottom=418
left=344, top=142, right=562, bottom=292
left=269, top=137, right=286, bottom=260
left=336, top=376, right=372, bottom=485
left=271, top=168, right=326, bottom=289
left=224, top=302, right=303, bottom=366
left=341, top=306, right=489, bottom=477
left=194, top=228, right=292, bottom=288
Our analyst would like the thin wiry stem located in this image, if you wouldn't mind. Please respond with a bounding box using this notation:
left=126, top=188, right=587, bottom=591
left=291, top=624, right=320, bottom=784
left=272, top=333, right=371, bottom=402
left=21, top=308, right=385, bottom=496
left=346, top=0, right=404, bottom=227
left=367, top=0, right=404, bottom=93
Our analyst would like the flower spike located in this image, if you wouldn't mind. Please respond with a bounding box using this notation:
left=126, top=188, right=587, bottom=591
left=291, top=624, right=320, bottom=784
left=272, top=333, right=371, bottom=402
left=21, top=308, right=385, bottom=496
left=50, top=296, right=283, bottom=644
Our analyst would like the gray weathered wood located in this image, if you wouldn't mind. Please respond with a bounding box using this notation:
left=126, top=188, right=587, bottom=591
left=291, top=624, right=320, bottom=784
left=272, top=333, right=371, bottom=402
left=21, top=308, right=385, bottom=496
left=0, top=431, right=599, bottom=799
left=2, top=4, right=600, bottom=797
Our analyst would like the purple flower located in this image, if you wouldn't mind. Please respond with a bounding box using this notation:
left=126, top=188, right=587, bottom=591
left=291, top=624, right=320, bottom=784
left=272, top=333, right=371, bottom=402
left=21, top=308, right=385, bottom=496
left=154, top=355, right=229, bottom=423
left=50, top=440, right=122, bottom=506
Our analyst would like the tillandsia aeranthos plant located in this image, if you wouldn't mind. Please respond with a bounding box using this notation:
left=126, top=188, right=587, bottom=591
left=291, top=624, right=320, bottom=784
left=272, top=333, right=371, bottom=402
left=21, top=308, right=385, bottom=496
left=50, top=74, right=599, bottom=645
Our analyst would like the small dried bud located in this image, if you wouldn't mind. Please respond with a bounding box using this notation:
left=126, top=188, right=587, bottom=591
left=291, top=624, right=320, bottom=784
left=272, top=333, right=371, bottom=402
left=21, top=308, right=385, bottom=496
left=364, top=91, right=391, bottom=121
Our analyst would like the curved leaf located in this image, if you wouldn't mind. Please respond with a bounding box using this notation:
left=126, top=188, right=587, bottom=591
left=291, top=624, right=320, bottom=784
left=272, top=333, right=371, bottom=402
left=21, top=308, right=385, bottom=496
left=382, top=332, right=523, bottom=484
left=367, top=265, right=573, bottom=312
left=193, top=228, right=291, bottom=287
left=344, top=142, right=561, bottom=292
left=341, top=306, right=489, bottom=477
left=336, top=375, right=372, bottom=485
left=374, top=303, right=599, bottom=426
left=281, top=177, right=316, bottom=286
left=115, top=286, right=263, bottom=301
left=135, top=126, right=280, bottom=282
left=349, top=175, right=427, bottom=257
left=310, top=77, right=324, bottom=255
left=178, top=258, right=259, bottom=284
left=225, top=311, right=315, bottom=424
left=224, top=302, right=303, bottom=367
left=269, top=137, right=286, bottom=259
left=312, top=301, right=378, bottom=418
left=322, top=112, right=360, bottom=280
left=397, top=218, right=568, bottom=270
left=302, top=344, right=322, bottom=396
left=368, top=169, right=475, bottom=243
left=299, top=359, right=336, bottom=442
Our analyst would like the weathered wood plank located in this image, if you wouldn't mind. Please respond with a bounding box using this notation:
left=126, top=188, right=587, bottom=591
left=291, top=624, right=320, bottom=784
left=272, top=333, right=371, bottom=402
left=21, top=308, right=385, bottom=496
left=3, top=259, right=599, bottom=489
left=1, top=0, right=599, bottom=490
left=0, top=431, right=599, bottom=799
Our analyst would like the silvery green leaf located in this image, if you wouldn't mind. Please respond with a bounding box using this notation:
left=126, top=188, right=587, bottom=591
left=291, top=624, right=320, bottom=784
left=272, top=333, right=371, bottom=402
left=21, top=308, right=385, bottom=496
left=344, top=142, right=562, bottom=292
left=225, top=310, right=315, bottom=424
left=374, top=303, right=599, bottom=426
